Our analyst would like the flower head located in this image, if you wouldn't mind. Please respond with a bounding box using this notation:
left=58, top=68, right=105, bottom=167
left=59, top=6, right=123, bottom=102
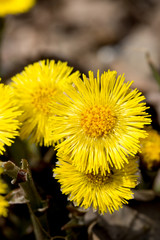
left=11, top=60, right=80, bottom=146
left=140, top=128, right=160, bottom=169
left=0, top=0, right=36, bottom=17
left=54, top=156, right=138, bottom=214
left=48, top=70, right=151, bottom=174
left=0, top=168, right=9, bottom=217
left=0, top=195, right=8, bottom=217
left=0, top=82, right=21, bottom=154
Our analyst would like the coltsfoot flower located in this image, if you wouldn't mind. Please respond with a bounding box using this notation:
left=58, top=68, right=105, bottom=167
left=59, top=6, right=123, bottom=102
left=0, top=82, right=21, bottom=154
left=0, top=195, right=8, bottom=217
left=0, top=168, right=9, bottom=217
left=53, top=156, right=138, bottom=214
left=11, top=60, right=80, bottom=146
left=140, top=127, right=160, bottom=169
left=0, top=0, right=36, bottom=17
left=48, top=70, right=151, bottom=174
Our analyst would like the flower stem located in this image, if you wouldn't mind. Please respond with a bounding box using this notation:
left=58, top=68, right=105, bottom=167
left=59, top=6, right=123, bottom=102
left=1, top=160, right=51, bottom=240
left=28, top=204, right=51, bottom=240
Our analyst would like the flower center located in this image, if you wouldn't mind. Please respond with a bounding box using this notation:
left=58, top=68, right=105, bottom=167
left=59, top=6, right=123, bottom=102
left=0, top=0, right=12, bottom=2
left=81, top=105, right=116, bottom=138
left=86, top=171, right=112, bottom=185
left=31, top=87, right=55, bottom=115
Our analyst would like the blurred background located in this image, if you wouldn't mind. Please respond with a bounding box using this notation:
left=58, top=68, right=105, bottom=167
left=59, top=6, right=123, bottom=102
left=1, top=0, right=160, bottom=116
left=0, top=0, right=160, bottom=239
left=1, top=0, right=160, bottom=119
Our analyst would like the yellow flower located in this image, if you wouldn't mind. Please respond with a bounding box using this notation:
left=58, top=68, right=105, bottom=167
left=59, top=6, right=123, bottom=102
left=48, top=70, right=151, bottom=174
left=54, top=156, right=138, bottom=214
left=140, top=128, right=160, bottom=169
left=0, top=82, right=21, bottom=154
left=0, top=168, right=9, bottom=217
left=11, top=60, right=80, bottom=146
left=0, top=195, right=8, bottom=217
left=0, top=0, right=36, bottom=17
